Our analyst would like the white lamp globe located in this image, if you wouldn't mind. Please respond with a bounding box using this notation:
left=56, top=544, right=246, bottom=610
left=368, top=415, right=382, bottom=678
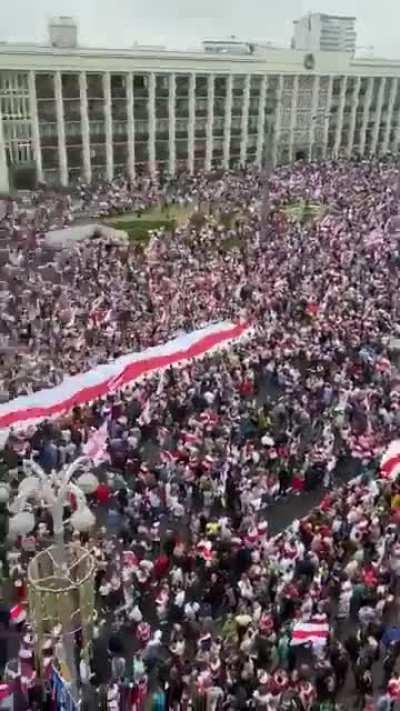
left=70, top=506, right=95, bottom=532
left=76, top=473, right=99, bottom=495
left=0, top=483, right=10, bottom=503
left=9, top=511, right=35, bottom=537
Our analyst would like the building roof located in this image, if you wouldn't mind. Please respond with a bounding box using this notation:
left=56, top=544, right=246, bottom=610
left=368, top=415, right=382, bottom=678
left=0, top=42, right=399, bottom=76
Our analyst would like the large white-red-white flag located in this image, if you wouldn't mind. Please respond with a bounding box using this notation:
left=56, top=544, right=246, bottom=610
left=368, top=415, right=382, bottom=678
left=0, top=321, right=251, bottom=433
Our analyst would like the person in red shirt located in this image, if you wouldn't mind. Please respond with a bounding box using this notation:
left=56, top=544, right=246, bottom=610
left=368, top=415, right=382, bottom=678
left=239, top=377, right=254, bottom=397
left=153, top=553, right=170, bottom=581
left=95, top=482, right=110, bottom=505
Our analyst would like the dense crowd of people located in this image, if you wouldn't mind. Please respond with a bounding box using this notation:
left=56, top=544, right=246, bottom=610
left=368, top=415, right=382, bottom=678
left=1, top=159, right=400, bottom=710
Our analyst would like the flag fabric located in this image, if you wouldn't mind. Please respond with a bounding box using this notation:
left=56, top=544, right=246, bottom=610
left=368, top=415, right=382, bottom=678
left=123, top=550, right=138, bottom=569
left=10, top=604, right=26, bottom=625
left=0, top=321, right=251, bottom=431
left=0, top=683, right=14, bottom=710
left=388, top=678, right=400, bottom=700
left=381, top=441, right=400, bottom=480
left=291, top=617, right=330, bottom=647
left=83, top=421, right=108, bottom=463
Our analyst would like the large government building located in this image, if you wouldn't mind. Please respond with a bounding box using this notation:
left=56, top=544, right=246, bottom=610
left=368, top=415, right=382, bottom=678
left=1, top=20, right=400, bottom=189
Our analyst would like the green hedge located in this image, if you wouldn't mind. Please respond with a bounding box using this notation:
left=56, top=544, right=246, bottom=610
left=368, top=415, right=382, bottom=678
left=106, top=218, right=176, bottom=242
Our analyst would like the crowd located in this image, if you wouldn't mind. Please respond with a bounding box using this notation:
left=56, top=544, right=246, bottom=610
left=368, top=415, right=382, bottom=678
left=1, top=158, right=400, bottom=709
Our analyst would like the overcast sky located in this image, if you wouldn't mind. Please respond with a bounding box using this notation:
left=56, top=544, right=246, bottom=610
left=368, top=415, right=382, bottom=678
left=0, top=0, right=398, bottom=57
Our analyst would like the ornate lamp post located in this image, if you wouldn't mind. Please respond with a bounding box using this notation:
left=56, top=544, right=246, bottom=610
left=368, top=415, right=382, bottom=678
left=260, top=112, right=275, bottom=241
left=7, top=457, right=98, bottom=704
left=8, top=457, right=97, bottom=546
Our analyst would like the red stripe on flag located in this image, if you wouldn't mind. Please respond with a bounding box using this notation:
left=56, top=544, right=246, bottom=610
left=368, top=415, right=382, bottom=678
left=292, top=629, right=329, bottom=640
left=381, top=454, right=400, bottom=479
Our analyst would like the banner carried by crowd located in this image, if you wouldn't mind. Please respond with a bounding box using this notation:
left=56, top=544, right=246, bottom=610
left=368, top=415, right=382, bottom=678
left=290, top=616, right=330, bottom=648
left=0, top=321, right=251, bottom=432
left=380, top=440, right=400, bottom=480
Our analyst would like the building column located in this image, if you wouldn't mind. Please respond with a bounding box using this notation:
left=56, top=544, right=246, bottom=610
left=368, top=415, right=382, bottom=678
left=54, top=71, right=68, bottom=187
left=239, top=74, right=251, bottom=167
left=272, top=75, right=284, bottom=167
left=223, top=75, right=233, bottom=169
left=205, top=74, right=214, bottom=171
left=394, top=109, right=400, bottom=155
left=148, top=73, right=156, bottom=176
left=168, top=74, right=176, bottom=176
left=28, top=71, right=43, bottom=183
left=383, top=77, right=398, bottom=154
left=255, top=75, right=267, bottom=167
left=322, top=76, right=333, bottom=159
left=333, top=76, right=347, bottom=157
left=188, top=73, right=195, bottom=174
left=103, top=72, right=113, bottom=181
left=149, top=72, right=156, bottom=175
left=126, top=73, right=135, bottom=180
left=79, top=72, right=91, bottom=184
left=359, top=77, right=374, bottom=156
left=288, top=76, right=299, bottom=163
left=308, top=75, right=320, bottom=161
left=347, top=76, right=360, bottom=157
left=0, top=106, right=9, bottom=193
left=371, top=77, right=386, bottom=155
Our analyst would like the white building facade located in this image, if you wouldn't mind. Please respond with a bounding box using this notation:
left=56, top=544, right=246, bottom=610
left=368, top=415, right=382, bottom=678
left=0, top=44, right=400, bottom=188
left=293, top=14, right=357, bottom=53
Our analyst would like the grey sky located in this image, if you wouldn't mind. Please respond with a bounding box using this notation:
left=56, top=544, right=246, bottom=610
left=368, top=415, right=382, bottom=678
left=0, top=0, right=398, bottom=57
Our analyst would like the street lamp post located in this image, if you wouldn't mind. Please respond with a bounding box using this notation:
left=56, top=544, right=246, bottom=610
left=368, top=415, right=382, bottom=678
left=397, top=158, right=400, bottom=200
left=260, top=111, right=275, bottom=241
left=7, top=457, right=98, bottom=704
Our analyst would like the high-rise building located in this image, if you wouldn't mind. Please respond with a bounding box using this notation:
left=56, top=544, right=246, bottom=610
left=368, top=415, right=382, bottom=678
left=293, top=13, right=357, bottom=54
left=0, top=22, right=399, bottom=190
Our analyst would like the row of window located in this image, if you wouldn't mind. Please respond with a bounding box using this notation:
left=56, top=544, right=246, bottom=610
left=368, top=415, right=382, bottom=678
left=32, top=73, right=263, bottom=101
left=36, top=122, right=398, bottom=168
left=39, top=139, right=259, bottom=168
left=30, top=95, right=268, bottom=123
left=3, top=72, right=400, bottom=125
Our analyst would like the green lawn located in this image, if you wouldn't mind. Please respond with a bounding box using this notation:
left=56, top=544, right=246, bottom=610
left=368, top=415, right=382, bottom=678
left=103, top=203, right=194, bottom=242
left=104, top=203, right=194, bottom=226
left=104, top=200, right=326, bottom=245
left=282, top=201, right=326, bottom=223
left=138, top=204, right=194, bottom=224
